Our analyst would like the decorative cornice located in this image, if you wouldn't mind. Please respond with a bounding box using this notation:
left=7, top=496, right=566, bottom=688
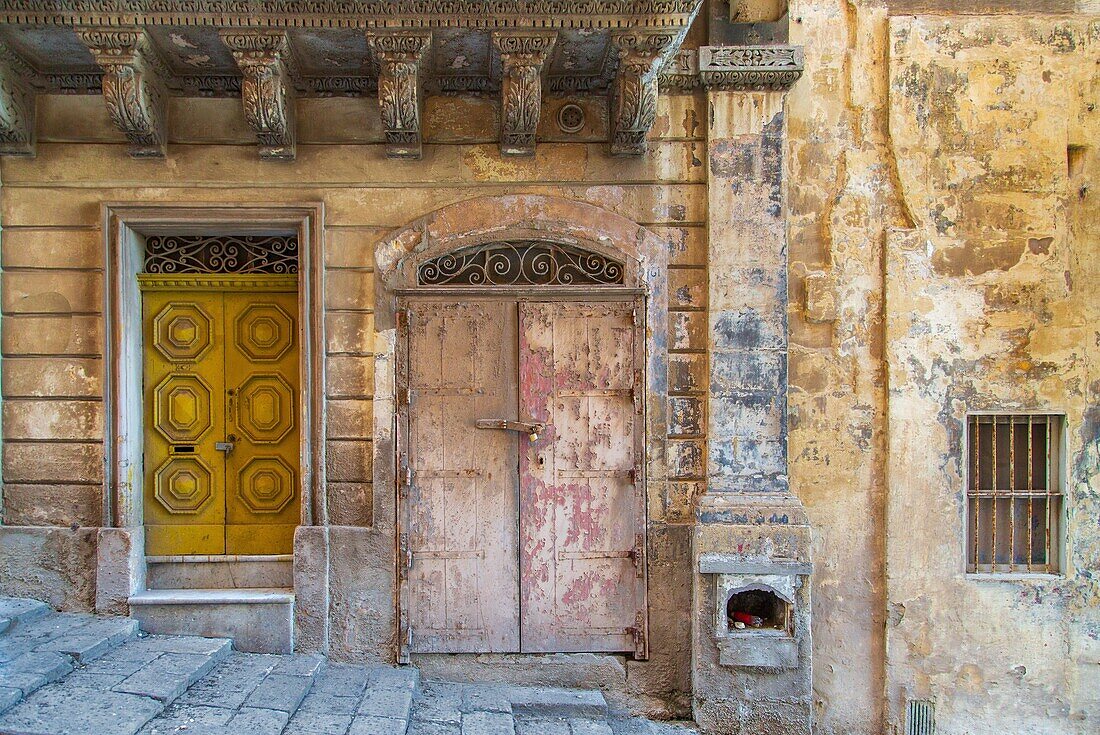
left=492, top=32, right=556, bottom=157
left=698, top=45, right=803, bottom=91
left=0, top=42, right=36, bottom=156
left=660, top=48, right=700, bottom=93
left=78, top=27, right=168, bottom=157
left=0, top=2, right=703, bottom=30
left=367, top=31, right=431, bottom=160
left=221, top=31, right=296, bottom=160
left=609, top=30, right=678, bottom=157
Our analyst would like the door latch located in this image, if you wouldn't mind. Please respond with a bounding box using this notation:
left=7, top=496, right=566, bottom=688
left=215, top=434, right=237, bottom=455
left=475, top=419, right=546, bottom=442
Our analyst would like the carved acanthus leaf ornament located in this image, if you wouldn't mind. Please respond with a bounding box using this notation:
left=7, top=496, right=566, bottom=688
left=492, top=32, right=556, bottom=157
left=0, top=43, right=36, bottom=156
left=698, top=45, right=804, bottom=91
left=609, top=31, right=677, bottom=156
left=79, top=28, right=168, bottom=158
left=367, top=32, right=431, bottom=160
left=221, top=31, right=297, bottom=160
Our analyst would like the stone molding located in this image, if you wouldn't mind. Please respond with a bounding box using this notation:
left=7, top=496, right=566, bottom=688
left=698, top=45, right=803, bottom=91
left=221, top=31, right=297, bottom=160
left=609, top=31, right=679, bottom=156
left=367, top=32, right=431, bottom=160
left=492, top=32, right=557, bottom=157
left=78, top=27, right=168, bottom=157
left=0, top=42, right=37, bottom=156
left=0, top=2, right=703, bottom=29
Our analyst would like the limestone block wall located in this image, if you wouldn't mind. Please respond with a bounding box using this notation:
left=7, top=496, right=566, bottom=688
left=0, top=90, right=707, bottom=714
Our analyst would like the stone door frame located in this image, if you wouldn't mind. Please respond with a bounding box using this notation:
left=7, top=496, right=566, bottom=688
left=373, top=194, right=670, bottom=663
left=98, top=202, right=326, bottom=613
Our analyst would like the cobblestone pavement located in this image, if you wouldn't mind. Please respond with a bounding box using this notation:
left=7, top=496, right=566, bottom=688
left=0, top=598, right=694, bottom=735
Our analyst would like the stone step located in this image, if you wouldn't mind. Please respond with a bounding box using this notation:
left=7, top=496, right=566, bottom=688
left=145, top=555, right=294, bottom=591
left=507, top=686, right=608, bottom=719
left=0, top=633, right=231, bottom=734
left=128, top=588, right=295, bottom=654
left=0, top=598, right=51, bottom=635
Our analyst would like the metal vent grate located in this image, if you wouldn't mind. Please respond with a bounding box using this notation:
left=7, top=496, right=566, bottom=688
left=906, top=700, right=936, bottom=735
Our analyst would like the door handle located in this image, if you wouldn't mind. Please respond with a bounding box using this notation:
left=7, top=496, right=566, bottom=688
left=476, top=419, right=546, bottom=442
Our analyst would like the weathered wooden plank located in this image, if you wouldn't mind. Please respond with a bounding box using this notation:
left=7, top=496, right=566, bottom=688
left=1, top=315, right=103, bottom=356
left=2, top=399, right=104, bottom=441
left=326, top=355, right=375, bottom=398
left=2, top=483, right=104, bottom=527
left=326, top=312, right=375, bottom=355
left=2, top=357, right=102, bottom=398
left=1, top=229, right=103, bottom=269
left=3, top=441, right=104, bottom=484
left=326, top=439, right=374, bottom=483
left=1, top=185, right=707, bottom=229
left=1, top=271, right=103, bottom=314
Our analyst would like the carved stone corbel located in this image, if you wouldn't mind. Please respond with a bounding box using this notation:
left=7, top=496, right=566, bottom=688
left=221, top=31, right=296, bottom=161
left=366, top=32, right=431, bottom=160
left=609, top=32, right=677, bottom=157
left=491, top=32, right=556, bottom=157
left=78, top=28, right=167, bottom=158
left=0, top=43, right=37, bottom=157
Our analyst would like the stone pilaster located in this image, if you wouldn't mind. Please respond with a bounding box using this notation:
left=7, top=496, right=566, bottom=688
left=692, top=44, right=810, bottom=735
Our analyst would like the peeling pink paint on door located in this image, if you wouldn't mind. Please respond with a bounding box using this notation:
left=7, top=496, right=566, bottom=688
left=519, top=301, right=645, bottom=653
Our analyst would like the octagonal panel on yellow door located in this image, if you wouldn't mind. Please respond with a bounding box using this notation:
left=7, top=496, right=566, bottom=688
left=237, top=456, right=296, bottom=514
left=153, top=373, right=214, bottom=443
left=235, top=303, right=294, bottom=362
left=154, top=456, right=214, bottom=514
left=153, top=302, right=214, bottom=363
left=236, top=373, right=295, bottom=444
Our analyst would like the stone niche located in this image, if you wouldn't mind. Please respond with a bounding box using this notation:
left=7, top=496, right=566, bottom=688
left=692, top=494, right=813, bottom=735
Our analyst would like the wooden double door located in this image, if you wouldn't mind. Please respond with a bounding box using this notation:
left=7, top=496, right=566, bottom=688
left=400, top=297, right=647, bottom=656
left=141, top=278, right=300, bottom=556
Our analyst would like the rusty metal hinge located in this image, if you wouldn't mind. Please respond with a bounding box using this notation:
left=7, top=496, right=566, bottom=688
left=397, top=386, right=413, bottom=406
left=629, top=610, right=647, bottom=658
left=398, top=455, right=411, bottom=498
left=399, top=532, right=412, bottom=576
left=631, top=533, right=645, bottom=577
left=632, top=370, right=643, bottom=414
left=407, top=626, right=414, bottom=647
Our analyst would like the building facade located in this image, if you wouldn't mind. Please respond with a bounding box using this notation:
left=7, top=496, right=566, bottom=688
left=0, top=2, right=1096, bottom=734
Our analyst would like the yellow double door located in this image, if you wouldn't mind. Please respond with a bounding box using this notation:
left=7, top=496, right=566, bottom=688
left=141, top=277, right=300, bottom=556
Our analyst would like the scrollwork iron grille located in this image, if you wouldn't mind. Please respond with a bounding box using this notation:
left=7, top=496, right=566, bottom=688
left=417, top=240, right=624, bottom=286
left=143, top=235, right=299, bottom=275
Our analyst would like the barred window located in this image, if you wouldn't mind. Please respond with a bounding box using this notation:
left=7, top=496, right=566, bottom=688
left=967, top=414, right=1063, bottom=574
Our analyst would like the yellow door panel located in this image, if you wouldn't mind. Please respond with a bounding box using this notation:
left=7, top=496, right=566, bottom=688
left=142, top=280, right=300, bottom=557
left=224, top=291, right=300, bottom=555
left=142, top=291, right=226, bottom=555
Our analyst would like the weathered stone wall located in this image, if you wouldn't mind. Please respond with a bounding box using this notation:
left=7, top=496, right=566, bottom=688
left=0, top=91, right=706, bottom=716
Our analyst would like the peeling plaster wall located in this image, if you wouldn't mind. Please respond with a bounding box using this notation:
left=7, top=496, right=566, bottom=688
left=882, top=15, right=1099, bottom=735
left=785, top=4, right=1098, bottom=734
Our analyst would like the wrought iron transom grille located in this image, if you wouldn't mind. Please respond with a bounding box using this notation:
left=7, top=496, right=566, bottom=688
left=417, top=240, right=624, bottom=287
left=143, top=235, right=299, bottom=275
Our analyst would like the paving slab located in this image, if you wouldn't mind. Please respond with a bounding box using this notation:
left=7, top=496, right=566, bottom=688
left=244, top=672, right=315, bottom=713
left=114, top=651, right=228, bottom=702
left=175, top=651, right=279, bottom=709
left=137, top=703, right=234, bottom=735
left=34, top=618, right=139, bottom=663
left=372, top=666, right=420, bottom=692
left=461, top=710, right=514, bottom=735
left=0, top=599, right=50, bottom=633
left=274, top=653, right=327, bottom=677
left=0, top=686, right=21, bottom=715
left=0, top=684, right=163, bottom=735
left=284, top=710, right=356, bottom=735
left=360, top=685, right=416, bottom=720
left=461, top=686, right=513, bottom=715
left=351, top=715, right=411, bottom=735
left=310, top=663, right=372, bottom=699
left=514, top=718, right=571, bottom=735
left=570, top=719, right=615, bottom=735
left=228, top=706, right=291, bottom=734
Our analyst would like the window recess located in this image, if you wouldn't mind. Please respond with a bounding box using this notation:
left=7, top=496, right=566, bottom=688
left=967, top=414, right=1064, bottom=574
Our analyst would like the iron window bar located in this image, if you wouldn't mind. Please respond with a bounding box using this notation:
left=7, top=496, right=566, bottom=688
left=967, top=414, right=1062, bottom=574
